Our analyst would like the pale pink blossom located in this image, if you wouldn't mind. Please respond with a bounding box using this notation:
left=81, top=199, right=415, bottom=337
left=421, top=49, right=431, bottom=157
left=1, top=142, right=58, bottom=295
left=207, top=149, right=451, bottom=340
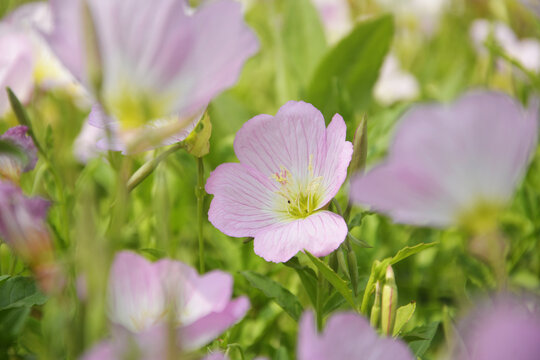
left=351, top=92, right=537, bottom=227
left=451, top=295, right=540, bottom=360
left=83, top=251, right=249, bottom=358
left=297, top=311, right=414, bottom=360
left=470, top=19, right=540, bottom=73
left=312, top=0, right=352, bottom=44
left=46, top=0, right=258, bottom=149
left=206, top=101, right=353, bottom=262
left=374, top=55, right=419, bottom=105
left=0, top=24, right=34, bottom=116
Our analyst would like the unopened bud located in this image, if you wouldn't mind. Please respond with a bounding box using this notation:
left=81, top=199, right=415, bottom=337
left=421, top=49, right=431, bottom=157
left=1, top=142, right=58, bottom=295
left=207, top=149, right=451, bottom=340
left=349, top=114, right=367, bottom=176
left=337, top=247, right=350, bottom=279
left=381, top=265, right=398, bottom=336
left=185, top=111, right=212, bottom=158
left=370, top=281, right=381, bottom=328
left=82, top=0, right=103, bottom=95
left=347, top=249, right=359, bottom=296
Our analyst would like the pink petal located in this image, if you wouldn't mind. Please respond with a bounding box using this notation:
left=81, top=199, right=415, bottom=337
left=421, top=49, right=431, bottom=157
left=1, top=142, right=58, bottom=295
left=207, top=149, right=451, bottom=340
left=80, top=341, right=115, bottom=360
left=352, top=91, right=538, bottom=227
left=107, top=251, right=166, bottom=332
left=206, top=163, right=280, bottom=237
left=180, top=296, right=250, bottom=351
left=0, top=25, right=34, bottom=116
left=453, top=295, right=540, bottom=360
left=298, top=312, right=414, bottom=360
left=233, top=102, right=327, bottom=180
left=253, top=211, right=347, bottom=263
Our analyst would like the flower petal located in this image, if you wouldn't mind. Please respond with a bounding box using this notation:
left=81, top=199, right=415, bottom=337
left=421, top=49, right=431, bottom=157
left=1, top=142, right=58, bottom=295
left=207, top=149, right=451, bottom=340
left=253, top=210, right=347, bottom=263
left=107, top=251, right=166, bottom=333
left=180, top=296, right=250, bottom=351
left=352, top=91, right=538, bottom=227
left=206, top=163, right=280, bottom=237
left=298, top=311, right=415, bottom=360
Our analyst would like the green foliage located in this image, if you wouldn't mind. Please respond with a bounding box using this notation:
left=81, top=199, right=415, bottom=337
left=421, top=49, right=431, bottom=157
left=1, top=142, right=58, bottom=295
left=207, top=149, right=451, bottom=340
left=307, top=15, right=394, bottom=120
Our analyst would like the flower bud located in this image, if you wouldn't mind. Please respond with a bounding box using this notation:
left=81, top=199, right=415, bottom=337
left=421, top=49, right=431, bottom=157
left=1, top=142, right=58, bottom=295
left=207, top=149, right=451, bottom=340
left=0, top=126, right=37, bottom=183
left=0, top=182, right=53, bottom=267
left=370, top=281, right=381, bottom=328
left=348, top=114, right=367, bottom=176
left=381, top=265, right=398, bottom=336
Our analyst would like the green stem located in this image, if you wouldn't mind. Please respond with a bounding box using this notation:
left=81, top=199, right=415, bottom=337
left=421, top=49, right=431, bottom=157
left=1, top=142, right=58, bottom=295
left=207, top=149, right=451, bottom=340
left=196, top=157, right=206, bottom=273
left=316, top=268, right=324, bottom=331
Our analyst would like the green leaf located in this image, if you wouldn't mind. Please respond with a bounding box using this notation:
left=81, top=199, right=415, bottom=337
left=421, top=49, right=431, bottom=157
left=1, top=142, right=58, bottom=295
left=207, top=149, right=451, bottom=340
left=284, top=257, right=318, bottom=307
left=0, top=139, right=27, bottom=165
left=389, top=242, right=438, bottom=266
left=0, top=276, right=47, bottom=311
left=282, top=0, right=327, bottom=86
left=393, top=301, right=416, bottom=337
left=241, top=271, right=303, bottom=321
left=305, top=251, right=357, bottom=310
left=403, top=321, right=440, bottom=357
left=0, top=306, right=31, bottom=348
left=307, top=15, right=394, bottom=119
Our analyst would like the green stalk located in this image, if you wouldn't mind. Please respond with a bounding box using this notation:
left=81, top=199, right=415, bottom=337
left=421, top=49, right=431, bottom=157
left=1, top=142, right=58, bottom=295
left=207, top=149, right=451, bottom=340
left=316, top=268, right=325, bottom=331
left=196, top=157, right=206, bottom=273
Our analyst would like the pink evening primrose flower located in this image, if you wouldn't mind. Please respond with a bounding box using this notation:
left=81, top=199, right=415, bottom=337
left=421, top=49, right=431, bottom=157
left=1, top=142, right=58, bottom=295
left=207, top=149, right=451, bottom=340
left=312, top=0, right=352, bottom=44
left=351, top=92, right=538, bottom=228
left=374, top=54, right=420, bottom=106
left=206, top=101, right=353, bottom=263
left=0, top=24, right=34, bottom=117
left=82, top=251, right=249, bottom=359
left=45, top=0, right=259, bottom=148
left=0, top=126, right=38, bottom=183
left=451, top=294, right=540, bottom=360
left=297, top=311, right=415, bottom=360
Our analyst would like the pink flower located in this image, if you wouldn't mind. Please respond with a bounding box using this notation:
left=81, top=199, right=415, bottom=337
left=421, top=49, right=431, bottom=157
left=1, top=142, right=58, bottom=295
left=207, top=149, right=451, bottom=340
left=83, top=251, right=249, bottom=358
left=45, top=0, right=258, bottom=147
left=312, top=0, right=352, bottom=44
left=297, top=312, right=414, bottom=360
left=0, top=181, right=51, bottom=265
left=0, top=24, right=34, bottom=116
left=351, top=92, right=537, bottom=228
left=452, top=295, right=540, bottom=360
left=206, top=101, right=353, bottom=263
left=374, top=54, right=419, bottom=105
left=0, top=126, right=38, bottom=182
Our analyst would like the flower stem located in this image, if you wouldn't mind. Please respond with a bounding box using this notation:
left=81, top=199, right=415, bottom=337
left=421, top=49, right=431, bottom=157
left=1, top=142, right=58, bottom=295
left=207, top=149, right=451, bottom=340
left=196, top=157, right=206, bottom=273
left=316, top=268, right=324, bottom=331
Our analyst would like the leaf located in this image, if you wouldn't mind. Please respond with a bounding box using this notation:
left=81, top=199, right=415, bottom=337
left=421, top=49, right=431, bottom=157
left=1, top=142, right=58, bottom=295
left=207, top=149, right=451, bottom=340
left=305, top=251, right=357, bottom=310
left=307, top=15, right=394, bottom=119
left=389, top=242, right=438, bottom=266
left=323, top=291, right=346, bottom=316
left=282, top=0, right=327, bottom=86
left=393, top=301, right=416, bottom=337
left=0, top=306, right=31, bottom=348
left=0, top=139, right=27, bottom=164
left=0, top=276, right=47, bottom=311
left=347, top=232, right=372, bottom=248
left=241, top=271, right=303, bottom=321
left=284, top=257, right=318, bottom=307
left=403, top=321, right=440, bottom=357
left=138, top=248, right=167, bottom=260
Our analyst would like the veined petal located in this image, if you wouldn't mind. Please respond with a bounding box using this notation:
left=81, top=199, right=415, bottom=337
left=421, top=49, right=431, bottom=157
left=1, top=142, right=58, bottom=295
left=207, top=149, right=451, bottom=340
left=318, top=114, right=353, bottom=207
left=107, top=251, right=166, bottom=333
left=253, top=211, right=347, bottom=263
left=206, top=163, right=280, bottom=237
left=234, top=102, right=326, bottom=179
left=180, top=296, right=250, bottom=351
left=298, top=312, right=414, bottom=360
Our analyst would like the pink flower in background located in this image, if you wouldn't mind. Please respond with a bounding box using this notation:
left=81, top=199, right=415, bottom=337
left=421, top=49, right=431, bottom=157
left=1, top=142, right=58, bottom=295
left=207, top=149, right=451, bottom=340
left=0, top=126, right=38, bottom=182
left=297, top=312, right=414, bottom=360
left=83, top=251, right=249, bottom=358
left=46, top=0, right=258, bottom=148
left=351, top=92, right=537, bottom=228
left=452, top=295, right=540, bottom=360
left=374, top=54, right=420, bottom=105
left=206, top=101, right=353, bottom=263
left=312, top=0, right=352, bottom=44
left=470, top=19, right=540, bottom=73
left=0, top=24, right=34, bottom=116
